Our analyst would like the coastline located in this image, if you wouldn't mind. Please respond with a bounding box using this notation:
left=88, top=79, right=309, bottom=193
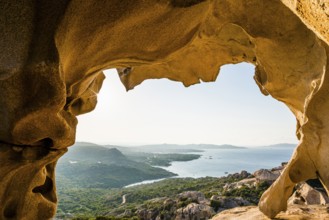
left=123, top=146, right=295, bottom=187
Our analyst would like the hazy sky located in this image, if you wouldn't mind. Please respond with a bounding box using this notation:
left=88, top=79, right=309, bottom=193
left=76, top=63, right=298, bottom=146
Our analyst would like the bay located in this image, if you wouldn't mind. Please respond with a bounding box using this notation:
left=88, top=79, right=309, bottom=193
left=159, top=147, right=295, bottom=178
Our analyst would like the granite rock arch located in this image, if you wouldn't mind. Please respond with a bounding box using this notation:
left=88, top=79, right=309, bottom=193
left=0, top=0, right=329, bottom=219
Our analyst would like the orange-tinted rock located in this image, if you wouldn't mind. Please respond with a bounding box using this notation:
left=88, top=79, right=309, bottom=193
left=0, top=1, right=328, bottom=219
left=212, top=205, right=329, bottom=220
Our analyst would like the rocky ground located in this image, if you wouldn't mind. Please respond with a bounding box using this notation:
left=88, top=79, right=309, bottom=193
left=65, top=163, right=329, bottom=220
left=213, top=205, right=329, bottom=220
left=125, top=163, right=329, bottom=220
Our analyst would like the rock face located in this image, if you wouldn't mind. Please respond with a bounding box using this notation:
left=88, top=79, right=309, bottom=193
left=212, top=205, right=329, bottom=220
left=281, top=0, right=329, bottom=45
left=289, top=182, right=329, bottom=205
left=1, top=1, right=329, bottom=219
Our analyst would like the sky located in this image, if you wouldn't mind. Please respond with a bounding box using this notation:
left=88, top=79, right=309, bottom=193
left=76, top=63, right=298, bottom=146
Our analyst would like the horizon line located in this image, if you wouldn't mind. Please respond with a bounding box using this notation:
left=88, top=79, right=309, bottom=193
left=74, top=140, right=298, bottom=148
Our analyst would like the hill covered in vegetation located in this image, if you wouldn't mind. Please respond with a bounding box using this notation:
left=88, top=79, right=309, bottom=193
left=55, top=142, right=296, bottom=219
left=56, top=172, right=272, bottom=219
left=56, top=142, right=181, bottom=189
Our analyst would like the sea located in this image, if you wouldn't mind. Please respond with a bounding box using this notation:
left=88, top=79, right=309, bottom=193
left=125, top=145, right=295, bottom=187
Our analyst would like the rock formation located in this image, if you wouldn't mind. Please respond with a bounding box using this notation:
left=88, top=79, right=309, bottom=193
left=253, top=169, right=281, bottom=182
left=134, top=191, right=215, bottom=220
left=212, top=205, right=329, bottom=220
left=0, top=0, right=328, bottom=219
left=176, top=203, right=215, bottom=220
left=288, top=182, right=329, bottom=205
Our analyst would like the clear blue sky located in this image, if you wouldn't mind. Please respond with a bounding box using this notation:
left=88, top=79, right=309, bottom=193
left=76, top=63, right=297, bottom=146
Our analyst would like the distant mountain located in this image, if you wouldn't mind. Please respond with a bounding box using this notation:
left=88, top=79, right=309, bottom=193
left=60, top=142, right=127, bottom=164
left=262, top=143, right=297, bottom=148
left=107, top=144, right=204, bottom=153
left=115, top=143, right=246, bottom=153
left=56, top=142, right=176, bottom=188
left=187, top=144, right=246, bottom=149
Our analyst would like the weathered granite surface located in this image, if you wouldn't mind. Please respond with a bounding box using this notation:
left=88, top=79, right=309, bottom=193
left=212, top=205, right=329, bottom=220
left=0, top=1, right=328, bottom=219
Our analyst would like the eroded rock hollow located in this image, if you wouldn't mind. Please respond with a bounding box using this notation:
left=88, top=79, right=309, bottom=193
left=1, top=0, right=328, bottom=219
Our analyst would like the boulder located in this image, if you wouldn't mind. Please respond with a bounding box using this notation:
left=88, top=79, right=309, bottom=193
left=177, top=191, right=207, bottom=204
left=210, top=195, right=251, bottom=211
left=175, top=203, right=215, bottom=220
left=227, top=171, right=252, bottom=180
left=240, top=170, right=250, bottom=179
left=288, top=182, right=329, bottom=205
left=253, top=169, right=280, bottom=182
left=223, top=178, right=257, bottom=190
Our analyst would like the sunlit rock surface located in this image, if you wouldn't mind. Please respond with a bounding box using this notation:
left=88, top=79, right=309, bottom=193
left=212, top=205, right=329, bottom=220
left=0, top=0, right=328, bottom=219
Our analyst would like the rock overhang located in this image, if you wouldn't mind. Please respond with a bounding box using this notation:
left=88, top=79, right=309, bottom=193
left=0, top=0, right=328, bottom=219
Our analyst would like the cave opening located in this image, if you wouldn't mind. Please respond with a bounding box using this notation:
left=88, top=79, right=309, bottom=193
left=76, top=62, right=297, bottom=146
left=55, top=62, right=299, bottom=218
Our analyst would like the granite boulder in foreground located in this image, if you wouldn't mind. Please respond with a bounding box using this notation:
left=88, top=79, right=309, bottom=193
left=212, top=205, right=329, bottom=220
